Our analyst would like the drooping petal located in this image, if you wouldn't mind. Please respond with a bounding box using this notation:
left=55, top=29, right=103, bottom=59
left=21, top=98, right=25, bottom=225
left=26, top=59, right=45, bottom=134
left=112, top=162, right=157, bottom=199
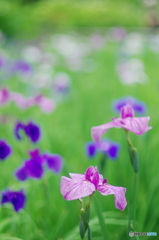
left=86, top=142, right=97, bottom=158
left=1, top=190, right=11, bottom=204
left=60, top=176, right=95, bottom=200
left=1, top=190, right=26, bottom=212
left=106, top=143, right=120, bottom=160
left=44, top=154, right=63, bottom=173
left=15, top=166, right=28, bottom=181
left=91, top=122, right=119, bottom=142
left=14, top=122, right=25, bottom=140
left=25, top=159, right=43, bottom=179
left=24, top=122, right=41, bottom=143
left=10, top=190, right=26, bottom=212
left=114, top=117, right=152, bottom=135
left=0, top=140, right=12, bottom=160
left=97, top=184, right=127, bottom=210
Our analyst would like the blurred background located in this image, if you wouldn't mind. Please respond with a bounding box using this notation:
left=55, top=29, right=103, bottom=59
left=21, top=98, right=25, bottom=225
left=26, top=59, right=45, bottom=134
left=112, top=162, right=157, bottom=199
left=0, top=0, right=159, bottom=240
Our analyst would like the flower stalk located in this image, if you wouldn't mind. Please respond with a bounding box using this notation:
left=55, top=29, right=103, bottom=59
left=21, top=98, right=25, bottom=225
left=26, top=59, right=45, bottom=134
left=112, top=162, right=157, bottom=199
left=79, top=197, right=92, bottom=240
left=125, top=130, right=138, bottom=233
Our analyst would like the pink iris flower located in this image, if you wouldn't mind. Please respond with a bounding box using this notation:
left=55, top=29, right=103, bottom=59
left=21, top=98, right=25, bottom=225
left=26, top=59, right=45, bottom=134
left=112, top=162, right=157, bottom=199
left=91, top=104, right=152, bottom=142
left=60, top=166, right=127, bottom=211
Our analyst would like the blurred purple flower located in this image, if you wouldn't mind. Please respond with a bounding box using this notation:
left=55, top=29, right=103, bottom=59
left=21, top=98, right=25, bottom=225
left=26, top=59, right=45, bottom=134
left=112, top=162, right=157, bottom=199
left=14, top=121, right=41, bottom=143
left=91, top=104, right=152, bottom=142
left=24, top=122, right=41, bottom=143
left=86, top=139, right=120, bottom=160
left=1, top=189, right=26, bottom=212
left=112, top=96, right=147, bottom=115
left=0, top=88, right=10, bottom=105
left=16, top=148, right=45, bottom=181
left=60, top=166, right=127, bottom=210
left=15, top=155, right=44, bottom=181
left=86, top=142, right=97, bottom=158
left=44, top=153, right=63, bottom=173
left=11, top=60, right=32, bottom=74
left=15, top=149, right=63, bottom=181
left=0, top=140, right=12, bottom=160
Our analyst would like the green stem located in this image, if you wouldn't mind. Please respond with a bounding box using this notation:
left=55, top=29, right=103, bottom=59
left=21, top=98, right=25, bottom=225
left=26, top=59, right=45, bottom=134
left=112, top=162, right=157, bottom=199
left=99, top=153, right=107, bottom=175
left=132, top=172, right=137, bottom=230
left=87, top=224, right=92, bottom=240
left=93, top=195, right=109, bottom=239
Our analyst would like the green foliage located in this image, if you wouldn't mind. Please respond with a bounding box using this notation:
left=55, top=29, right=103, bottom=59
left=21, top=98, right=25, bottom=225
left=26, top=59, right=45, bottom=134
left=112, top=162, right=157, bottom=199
left=0, top=0, right=148, bottom=39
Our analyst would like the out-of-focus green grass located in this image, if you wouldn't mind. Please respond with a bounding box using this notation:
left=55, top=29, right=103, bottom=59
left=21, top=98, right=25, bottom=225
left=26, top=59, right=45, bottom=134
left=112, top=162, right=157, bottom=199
left=0, top=0, right=152, bottom=39
left=0, top=36, right=159, bottom=240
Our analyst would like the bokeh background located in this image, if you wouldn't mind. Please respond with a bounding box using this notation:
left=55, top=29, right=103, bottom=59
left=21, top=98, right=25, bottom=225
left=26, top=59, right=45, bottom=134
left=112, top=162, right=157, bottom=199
left=0, top=0, right=159, bottom=239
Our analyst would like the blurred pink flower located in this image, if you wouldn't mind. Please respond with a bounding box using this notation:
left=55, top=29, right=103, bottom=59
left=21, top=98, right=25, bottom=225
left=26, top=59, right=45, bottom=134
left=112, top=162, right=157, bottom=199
left=91, top=104, right=152, bottom=142
left=60, top=166, right=127, bottom=210
left=34, top=95, right=56, bottom=114
left=0, top=88, right=10, bottom=105
left=0, top=88, right=55, bottom=114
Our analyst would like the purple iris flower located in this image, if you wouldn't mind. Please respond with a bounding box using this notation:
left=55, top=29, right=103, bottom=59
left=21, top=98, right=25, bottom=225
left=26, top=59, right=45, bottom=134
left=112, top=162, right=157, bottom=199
left=60, top=166, right=127, bottom=211
left=43, top=153, right=63, bottom=173
left=1, top=189, right=26, bottom=212
left=24, top=122, right=41, bottom=142
left=86, top=139, right=120, bottom=160
left=92, top=104, right=152, bottom=143
left=15, top=150, right=44, bottom=181
left=0, top=140, right=12, bottom=160
left=112, top=96, right=147, bottom=115
left=15, top=149, right=64, bottom=181
left=14, top=121, right=41, bottom=143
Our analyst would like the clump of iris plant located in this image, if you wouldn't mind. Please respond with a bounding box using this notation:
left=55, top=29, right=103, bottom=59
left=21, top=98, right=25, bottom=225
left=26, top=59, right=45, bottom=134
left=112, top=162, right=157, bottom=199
left=0, top=140, right=12, bottom=161
left=15, top=149, right=63, bottom=181
left=112, top=96, right=147, bottom=116
left=14, top=121, right=41, bottom=143
left=91, top=104, right=152, bottom=232
left=1, top=189, right=26, bottom=212
left=60, top=166, right=127, bottom=239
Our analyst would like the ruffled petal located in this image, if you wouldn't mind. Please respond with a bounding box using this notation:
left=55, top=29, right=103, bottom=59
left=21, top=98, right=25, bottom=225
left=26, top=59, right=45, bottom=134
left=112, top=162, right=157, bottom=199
left=114, top=117, right=152, bottom=135
left=91, top=122, right=119, bottom=142
left=60, top=176, right=95, bottom=200
left=97, top=184, right=127, bottom=210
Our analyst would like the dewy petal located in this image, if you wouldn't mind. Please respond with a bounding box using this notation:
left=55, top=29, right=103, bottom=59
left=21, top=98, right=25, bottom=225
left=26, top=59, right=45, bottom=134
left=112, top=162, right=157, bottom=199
left=97, top=184, right=127, bottom=210
left=114, top=117, right=152, bottom=135
left=91, top=122, right=119, bottom=142
left=60, top=176, right=95, bottom=200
